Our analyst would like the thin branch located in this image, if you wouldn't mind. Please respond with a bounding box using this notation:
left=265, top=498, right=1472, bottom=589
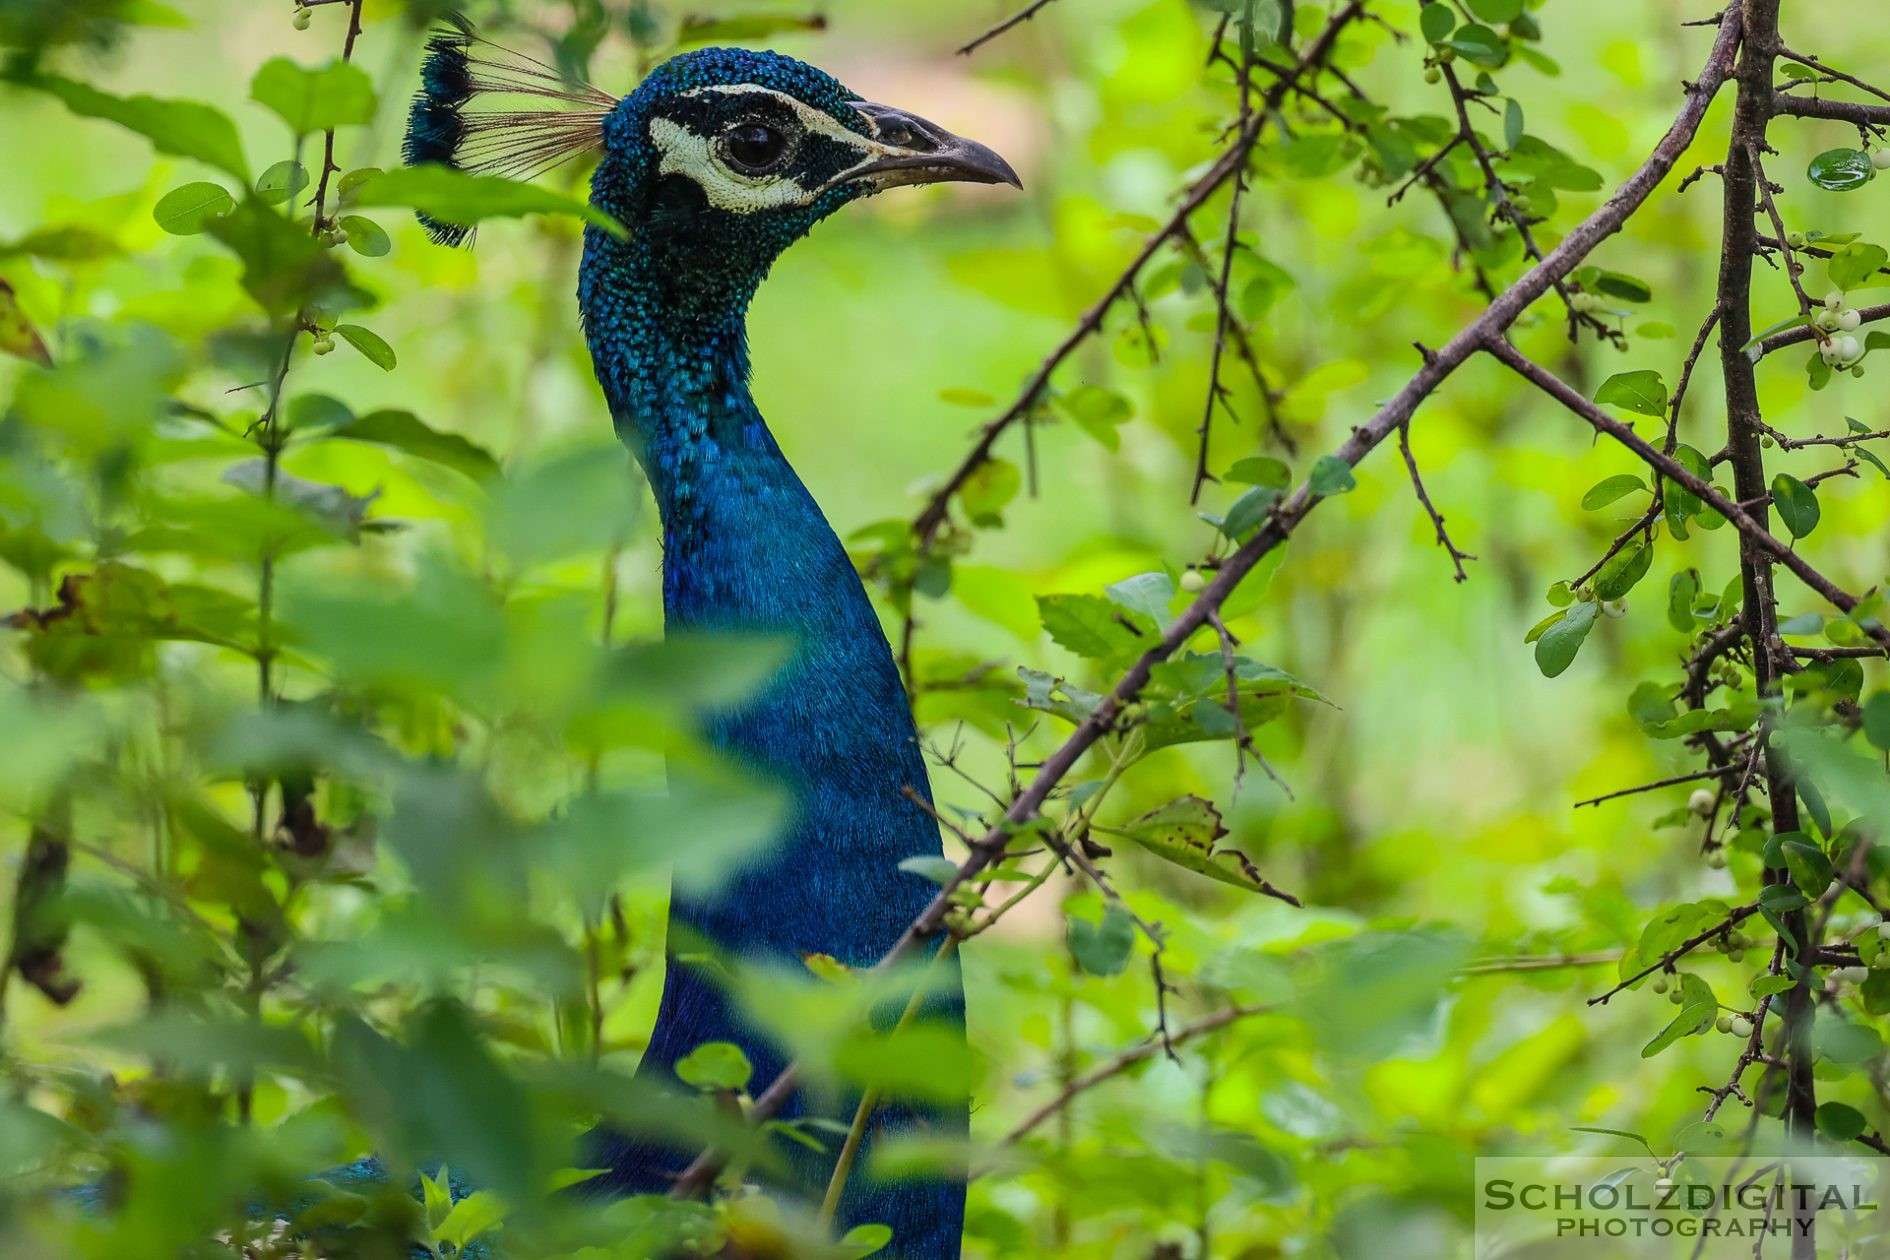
left=1396, top=419, right=1473, bottom=581
left=989, top=1003, right=1271, bottom=1153
left=1574, top=766, right=1737, bottom=809
left=1587, top=904, right=1758, bottom=1007
left=1777, top=47, right=1890, bottom=105
left=958, top=0, right=1062, bottom=56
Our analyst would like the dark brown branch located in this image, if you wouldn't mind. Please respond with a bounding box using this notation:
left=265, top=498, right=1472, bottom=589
left=1396, top=420, right=1473, bottom=581
left=1574, top=766, right=1737, bottom=809
left=1777, top=47, right=1890, bottom=105
left=991, top=1003, right=1271, bottom=1153
left=958, top=0, right=1062, bottom=56
left=1587, top=904, right=1757, bottom=1006
left=669, top=8, right=1746, bottom=1199
left=1759, top=302, right=1890, bottom=357
left=307, top=0, right=366, bottom=231
left=1772, top=93, right=1890, bottom=127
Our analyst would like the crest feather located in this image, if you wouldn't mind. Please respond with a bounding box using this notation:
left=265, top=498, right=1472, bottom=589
left=401, top=13, right=616, bottom=246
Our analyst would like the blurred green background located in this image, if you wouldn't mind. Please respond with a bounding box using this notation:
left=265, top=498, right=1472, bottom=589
left=2, top=0, right=1889, bottom=1257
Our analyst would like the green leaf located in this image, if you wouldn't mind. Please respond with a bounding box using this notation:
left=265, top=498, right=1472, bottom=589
left=675, top=13, right=831, bottom=43
left=1580, top=474, right=1648, bottom=510
left=1863, top=692, right=1890, bottom=751
left=897, top=856, right=961, bottom=886
left=1771, top=473, right=1820, bottom=539
left=958, top=457, right=1021, bottom=525
left=1534, top=600, right=1598, bottom=678
left=1815, top=1102, right=1867, bottom=1142
left=251, top=56, right=377, bottom=135
left=327, top=409, right=499, bottom=482
left=1105, top=572, right=1174, bottom=625
left=353, top=166, right=627, bottom=239
left=841, top=1224, right=895, bottom=1259
left=1667, top=569, right=1701, bottom=633
left=1808, top=148, right=1874, bottom=192
left=1642, top=1000, right=1715, bottom=1058
left=1781, top=839, right=1833, bottom=897
left=1067, top=902, right=1134, bottom=976
left=1221, top=485, right=1280, bottom=539
left=1829, top=244, right=1889, bottom=291
left=27, top=74, right=249, bottom=179
left=1445, top=23, right=1507, bottom=67
left=339, top=214, right=390, bottom=258
left=1593, top=370, right=1668, bottom=418
left=1226, top=456, right=1292, bottom=488
left=1419, top=3, right=1455, bottom=44
left=1504, top=98, right=1524, bottom=150
left=203, top=199, right=344, bottom=315
left=1593, top=539, right=1652, bottom=600
left=1816, top=1019, right=1884, bottom=1065
left=1308, top=455, right=1356, bottom=496
left=1038, top=593, right=1142, bottom=659
left=675, top=1041, right=753, bottom=1092
left=1466, top=0, right=1523, bottom=21
left=434, top=1191, right=507, bottom=1251
left=152, top=181, right=234, bottom=235
left=255, top=160, right=309, bottom=206
left=1057, top=385, right=1132, bottom=450
left=334, top=324, right=396, bottom=371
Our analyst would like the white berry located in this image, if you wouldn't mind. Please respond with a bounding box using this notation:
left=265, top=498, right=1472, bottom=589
left=1874, top=149, right=1890, bottom=171
left=1837, top=335, right=1862, bottom=362
left=1688, top=788, right=1714, bottom=817
left=1839, top=310, right=1863, bottom=332
left=1826, top=290, right=1847, bottom=311
left=1731, top=1016, right=1753, bottom=1037
left=1655, top=1177, right=1675, bottom=1193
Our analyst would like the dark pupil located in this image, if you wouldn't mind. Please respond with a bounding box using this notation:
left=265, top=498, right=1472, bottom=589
left=728, top=124, right=785, bottom=170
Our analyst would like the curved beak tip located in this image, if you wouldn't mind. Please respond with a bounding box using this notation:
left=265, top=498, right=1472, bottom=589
left=853, top=101, right=1024, bottom=193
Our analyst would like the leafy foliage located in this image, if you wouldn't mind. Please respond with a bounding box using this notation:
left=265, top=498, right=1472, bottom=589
left=1, top=2, right=1888, bottom=1259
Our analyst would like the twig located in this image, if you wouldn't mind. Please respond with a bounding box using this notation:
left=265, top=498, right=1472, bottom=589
left=988, top=1003, right=1271, bottom=1154
left=1396, top=419, right=1473, bottom=581
left=958, top=0, right=1063, bottom=56
left=1574, top=766, right=1737, bottom=809
left=1587, top=903, right=1758, bottom=1006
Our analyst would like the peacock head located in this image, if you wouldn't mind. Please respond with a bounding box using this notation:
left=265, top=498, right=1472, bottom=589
left=590, top=47, right=1019, bottom=318
left=403, top=26, right=1018, bottom=325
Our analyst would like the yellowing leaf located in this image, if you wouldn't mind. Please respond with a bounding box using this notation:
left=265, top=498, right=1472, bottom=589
left=0, top=278, right=52, bottom=367
left=1115, top=796, right=1300, bottom=904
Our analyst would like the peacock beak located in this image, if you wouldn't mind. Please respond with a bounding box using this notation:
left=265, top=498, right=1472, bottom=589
left=845, top=101, right=1023, bottom=191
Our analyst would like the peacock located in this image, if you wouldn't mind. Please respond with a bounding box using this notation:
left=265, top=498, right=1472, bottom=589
left=402, top=21, right=1021, bottom=1257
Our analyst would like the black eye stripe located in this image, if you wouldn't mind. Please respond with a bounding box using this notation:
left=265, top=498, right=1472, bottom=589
left=660, top=89, right=808, bottom=139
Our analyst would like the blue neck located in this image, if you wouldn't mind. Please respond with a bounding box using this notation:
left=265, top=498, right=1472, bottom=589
left=578, top=208, right=965, bottom=1260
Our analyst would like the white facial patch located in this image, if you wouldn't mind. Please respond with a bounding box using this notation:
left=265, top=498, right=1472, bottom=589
left=648, top=87, right=901, bottom=213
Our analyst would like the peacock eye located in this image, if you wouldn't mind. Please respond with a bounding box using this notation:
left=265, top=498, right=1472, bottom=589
left=724, top=123, right=789, bottom=174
